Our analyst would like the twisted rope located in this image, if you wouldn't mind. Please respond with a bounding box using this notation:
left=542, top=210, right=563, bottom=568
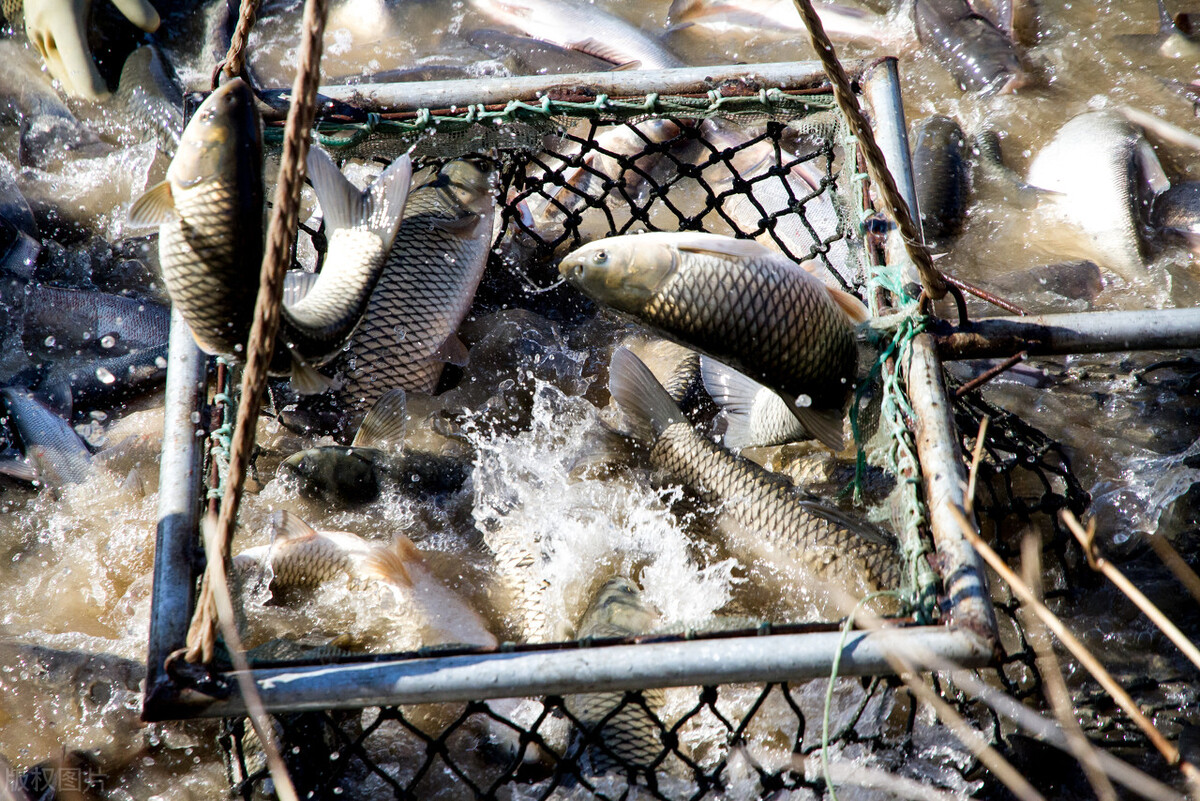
left=185, top=0, right=329, bottom=667
left=790, top=0, right=947, bottom=300
left=214, top=0, right=261, bottom=88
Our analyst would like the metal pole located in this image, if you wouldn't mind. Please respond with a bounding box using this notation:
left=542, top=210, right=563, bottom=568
left=184, top=626, right=991, bottom=717
left=933, top=308, right=1200, bottom=360
left=860, top=58, right=920, bottom=230
left=905, top=334, right=999, bottom=646
left=144, top=309, right=207, bottom=719
left=301, top=61, right=856, bottom=112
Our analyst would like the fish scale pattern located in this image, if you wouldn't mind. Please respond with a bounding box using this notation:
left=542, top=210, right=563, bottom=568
left=642, top=251, right=856, bottom=411
left=335, top=176, right=495, bottom=411
left=161, top=179, right=260, bottom=356
left=653, top=421, right=901, bottom=594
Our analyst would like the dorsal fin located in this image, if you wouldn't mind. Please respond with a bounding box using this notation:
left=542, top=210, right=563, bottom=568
left=826, top=286, right=870, bottom=323
left=360, top=536, right=423, bottom=588
left=670, top=232, right=775, bottom=260
left=608, top=346, right=688, bottom=442
left=269, top=509, right=320, bottom=544
left=352, top=389, right=407, bottom=449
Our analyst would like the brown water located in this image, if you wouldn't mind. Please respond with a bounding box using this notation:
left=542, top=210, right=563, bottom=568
left=2, top=0, right=1199, bottom=797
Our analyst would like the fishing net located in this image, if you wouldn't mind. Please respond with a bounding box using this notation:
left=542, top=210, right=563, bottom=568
left=166, top=74, right=1183, bottom=799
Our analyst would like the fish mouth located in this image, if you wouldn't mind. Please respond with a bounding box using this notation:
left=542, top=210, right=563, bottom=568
left=558, top=259, right=585, bottom=281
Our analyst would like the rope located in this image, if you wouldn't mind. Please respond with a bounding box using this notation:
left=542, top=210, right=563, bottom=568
left=789, top=0, right=947, bottom=300
left=214, top=0, right=262, bottom=88
left=185, top=0, right=330, bottom=667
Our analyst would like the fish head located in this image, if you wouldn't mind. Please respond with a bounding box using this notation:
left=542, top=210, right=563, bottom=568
left=168, top=78, right=261, bottom=191
left=438, top=158, right=496, bottom=215
left=558, top=237, right=676, bottom=312
left=579, top=576, right=659, bottom=636
left=278, top=446, right=382, bottom=504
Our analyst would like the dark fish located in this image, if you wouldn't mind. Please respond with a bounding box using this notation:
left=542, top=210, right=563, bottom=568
left=33, top=344, right=169, bottom=414
left=21, top=285, right=170, bottom=358
left=465, top=29, right=617, bottom=74
left=913, top=0, right=1029, bottom=94
left=608, top=347, right=901, bottom=604
left=565, top=577, right=664, bottom=777
left=1154, top=181, right=1200, bottom=245
left=0, top=386, right=91, bottom=484
left=983, top=260, right=1105, bottom=303
left=911, top=115, right=969, bottom=247
left=559, top=232, right=867, bottom=450
left=115, top=44, right=184, bottom=156
left=337, top=159, right=496, bottom=409
left=969, top=128, right=1039, bottom=208
left=127, top=78, right=264, bottom=360
left=278, top=389, right=469, bottom=505
left=0, top=153, right=38, bottom=241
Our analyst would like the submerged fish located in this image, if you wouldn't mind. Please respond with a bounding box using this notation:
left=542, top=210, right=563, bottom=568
left=33, top=344, right=170, bottom=415
left=609, top=347, right=900, bottom=606
left=337, top=159, right=496, bottom=409
left=465, top=29, right=617, bottom=75
left=279, top=389, right=469, bottom=505
left=276, top=148, right=413, bottom=394
left=912, top=115, right=969, bottom=248
left=0, top=386, right=91, bottom=484
left=115, top=44, right=184, bottom=156
left=127, top=78, right=264, bottom=360
left=559, top=232, right=867, bottom=450
left=1027, top=110, right=1169, bottom=282
left=467, top=0, right=684, bottom=68
left=565, top=577, right=664, bottom=777
left=913, top=0, right=1028, bottom=95
left=21, top=285, right=170, bottom=359
left=1154, top=181, right=1200, bottom=246
left=235, top=511, right=497, bottom=648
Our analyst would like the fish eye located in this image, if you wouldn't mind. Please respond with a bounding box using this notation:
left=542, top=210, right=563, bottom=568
left=592, top=250, right=608, bottom=265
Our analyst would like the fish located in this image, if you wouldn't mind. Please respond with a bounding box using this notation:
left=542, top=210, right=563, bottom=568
left=0, top=152, right=38, bottom=242
left=969, top=128, right=1040, bottom=209
left=126, top=77, right=264, bottom=361
left=0, top=641, right=147, bottom=771
left=336, top=159, right=496, bottom=410
left=667, top=0, right=899, bottom=46
left=30, top=344, right=170, bottom=415
left=700, top=356, right=807, bottom=451
left=115, top=44, right=185, bottom=157
left=21, top=285, right=170, bottom=359
left=234, top=511, right=497, bottom=649
left=608, top=347, right=901, bottom=607
left=911, top=115, right=969, bottom=248
left=913, top=0, right=1029, bottom=95
left=1115, top=0, right=1200, bottom=60
left=1153, top=182, right=1200, bottom=247
left=0, top=386, right=91, bottom=484
left=982, top=260, right=1105, bottom=304
left=278, top=389, right=470, bottom=505
left=1026, top=110, right=1169, bottom=283
left=564, top=577, right=665, bottom=778
left=559, top=232, right=867, bottom=451
left=275, top=147, right=413, bottom=394
left=467, top=0, right=684, bottom=69
left=464, top=29, right=618, bottom=75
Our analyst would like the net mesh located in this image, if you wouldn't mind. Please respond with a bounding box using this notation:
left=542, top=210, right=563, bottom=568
left=195, top=89, right=1184, bottom=798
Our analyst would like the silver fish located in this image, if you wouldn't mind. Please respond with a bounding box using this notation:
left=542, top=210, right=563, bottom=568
left=115, top=44, right=184, bottom=157
left=559, top=232, right=867, bottom=450
left=914, top=0, right=1029, bottom=95
left=0, top=385, right=91, bottom=484
left=668, top=0, right=897, bottom=45
left=337, top=159, right=495, bottom=409
left=1027, top=110, right=1169, bottom=282
left=565, top=577, right=664, bottom=777
left=700, top=356, right=807, bottom=451
left=609, top=347, right=901, bottom=605
left=21, top=285, right=170, bottom=359
left=467, top=0, right=684, bottom=68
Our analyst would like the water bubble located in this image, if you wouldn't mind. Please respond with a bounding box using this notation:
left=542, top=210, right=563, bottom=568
left=95, top=367, right=117, bottom=384
left=43, top=335, right=57, bottom=348
left=191, top=412, right=201, bottom=424
left=155, top=356, right=168, bottom=369
left=793, top=394, right=812, bottom=408
left=100, top=334, right=118, bottom=349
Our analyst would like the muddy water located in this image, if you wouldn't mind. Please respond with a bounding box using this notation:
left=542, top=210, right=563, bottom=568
left=2, top=0, right=1199, bottom=797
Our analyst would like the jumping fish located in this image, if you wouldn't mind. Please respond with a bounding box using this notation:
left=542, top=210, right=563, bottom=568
left=700, top=356, right=807, bottom=451
left=668, top=0, right=899, bottom=46
left=608, top=347, right=900, bottom=606
left=913, top=0, right=1029, bottom=95
left=115, top=44, right=184, bottom=156
left=560, top=232, right=868, bottom=450
left=911, top=115, right=969, bottom=248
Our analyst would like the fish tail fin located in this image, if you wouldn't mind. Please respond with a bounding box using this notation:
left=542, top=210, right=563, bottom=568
left=700, top=356, right=761, bottom=452
left=288, top=352, right=335, bottom=396
left=361, top=536, right=422, bottom=590
left=826, top=286, right=870, bottom=323
left=307, top=148, right=413, bottom=241
left=666, top=0, right=706, bottom=28
left=608, top=346, right=687, bottom=442
left=352, top=388, right=407, bottom=448
left=791, top=403, right=845, bottom=452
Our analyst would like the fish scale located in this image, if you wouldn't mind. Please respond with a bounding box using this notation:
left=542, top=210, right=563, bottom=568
left=651, top=421, right=899, bottom=593
left=641, top=248, right=855, bottom=410
left=337, top=162, right=495, bottom=409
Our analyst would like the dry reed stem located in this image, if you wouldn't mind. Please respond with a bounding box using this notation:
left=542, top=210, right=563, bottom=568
left=947, top=504, right=1200, bottom=794
left=1146, top=533, right=1200, bottom=606
left=1020, top=531, right=1118, bottom=801
left=1062, top=511, right=1200, bottom=676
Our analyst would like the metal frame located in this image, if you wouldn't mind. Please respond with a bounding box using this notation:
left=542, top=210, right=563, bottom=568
left=144, top=58, right=1002, bottom=722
